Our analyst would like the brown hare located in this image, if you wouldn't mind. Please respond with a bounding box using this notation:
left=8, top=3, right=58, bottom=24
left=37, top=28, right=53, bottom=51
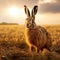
left=24, top=5, right=52, bottom=53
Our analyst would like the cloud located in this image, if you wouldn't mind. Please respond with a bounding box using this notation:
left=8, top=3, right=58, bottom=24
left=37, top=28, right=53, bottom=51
left=0, top=0, right=39, bottom=7
left=0, top=0, right=39, bottom=16
left=16, top=0, right=39, bottom=8
left=0, top=0, right=60, bottom=14
left=55, top=0, right=60, bottom=3
left=38, top=0, right=60, bottom=13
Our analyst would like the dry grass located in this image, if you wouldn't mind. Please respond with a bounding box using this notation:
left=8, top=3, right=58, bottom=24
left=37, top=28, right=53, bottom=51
left=0, top=25, right=60, bottom=60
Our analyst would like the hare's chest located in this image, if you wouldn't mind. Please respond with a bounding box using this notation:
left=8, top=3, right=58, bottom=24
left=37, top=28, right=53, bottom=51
left=26, top=29, right=39, bottom=40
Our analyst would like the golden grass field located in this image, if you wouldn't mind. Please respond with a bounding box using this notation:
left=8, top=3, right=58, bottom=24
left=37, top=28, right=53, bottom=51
left=0, top=25, right=60, bottom=60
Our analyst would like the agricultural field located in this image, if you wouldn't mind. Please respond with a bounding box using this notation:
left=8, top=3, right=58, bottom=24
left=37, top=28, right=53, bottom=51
left=0, top=25, right=60, bottom=60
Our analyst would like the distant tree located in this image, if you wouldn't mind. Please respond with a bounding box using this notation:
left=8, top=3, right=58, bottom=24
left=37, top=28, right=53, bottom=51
left=0, top=22, right=18, bottom=25
left=2, top=22, right=7, bottom=24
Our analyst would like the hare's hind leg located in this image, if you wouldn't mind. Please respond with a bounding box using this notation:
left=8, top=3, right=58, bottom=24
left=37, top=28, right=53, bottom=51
left=45, top=40, right=52, bottom=51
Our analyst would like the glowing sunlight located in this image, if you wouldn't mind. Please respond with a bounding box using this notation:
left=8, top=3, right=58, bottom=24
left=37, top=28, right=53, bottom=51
left=8, top=6, right=20, bottom=17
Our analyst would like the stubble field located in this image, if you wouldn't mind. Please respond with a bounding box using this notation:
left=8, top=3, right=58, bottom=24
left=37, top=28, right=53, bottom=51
left=0, top=25, right=60, bottom=60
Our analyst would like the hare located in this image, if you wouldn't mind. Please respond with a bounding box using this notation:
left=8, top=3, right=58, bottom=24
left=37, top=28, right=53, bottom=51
left=24, top=5, right=52, bottom=53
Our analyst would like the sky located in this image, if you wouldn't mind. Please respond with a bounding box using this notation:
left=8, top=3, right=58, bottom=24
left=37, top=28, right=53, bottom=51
left=0, top=0, right=60, bottom=25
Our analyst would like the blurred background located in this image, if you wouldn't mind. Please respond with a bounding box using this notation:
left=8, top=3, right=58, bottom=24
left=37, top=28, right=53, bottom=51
left=0, top=0, right=60, bottom=25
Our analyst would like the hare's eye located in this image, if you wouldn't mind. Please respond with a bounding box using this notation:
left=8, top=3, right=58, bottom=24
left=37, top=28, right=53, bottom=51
left=26, top=23, right=31, bottom=28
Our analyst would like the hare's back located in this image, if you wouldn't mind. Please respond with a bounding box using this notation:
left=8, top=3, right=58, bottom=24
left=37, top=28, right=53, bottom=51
left=37, top=26, right=52, bottom=47
left=37, top=26, right=51, bottom=37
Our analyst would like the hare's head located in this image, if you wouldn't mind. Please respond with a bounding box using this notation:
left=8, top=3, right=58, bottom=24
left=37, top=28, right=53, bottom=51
left=24, top=5, right=38, bottom=29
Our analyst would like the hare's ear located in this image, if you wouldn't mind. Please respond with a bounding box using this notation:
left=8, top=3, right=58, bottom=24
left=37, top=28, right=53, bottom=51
left=24, top=5, right=30, bottom=17
left=31, top=5, right=38, bottom=17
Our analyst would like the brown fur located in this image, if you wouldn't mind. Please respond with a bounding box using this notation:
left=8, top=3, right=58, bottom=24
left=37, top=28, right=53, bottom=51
left=25, top=26, right=52, bottom=53
left=24, top=5, right=52, bottom=53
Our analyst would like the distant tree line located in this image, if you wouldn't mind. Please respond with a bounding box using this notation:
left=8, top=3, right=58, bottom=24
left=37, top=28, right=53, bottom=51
left=0, top=22, right=18, bottom=25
